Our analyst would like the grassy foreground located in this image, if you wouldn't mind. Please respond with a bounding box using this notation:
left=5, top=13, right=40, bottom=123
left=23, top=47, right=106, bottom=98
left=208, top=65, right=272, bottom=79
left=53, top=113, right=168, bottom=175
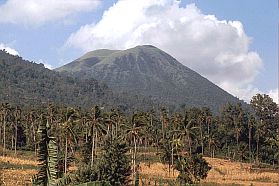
left=0, top=150, right=279, bottom=186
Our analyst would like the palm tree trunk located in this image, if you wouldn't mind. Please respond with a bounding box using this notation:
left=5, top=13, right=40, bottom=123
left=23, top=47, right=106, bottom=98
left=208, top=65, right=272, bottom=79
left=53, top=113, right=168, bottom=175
left=0, top=125, right=2, bottom=147
left=199, top=124, right=203, bottom=155
left=209, top=141, right=212, bottom=158
left=144, top=138, right=147, bottom=161
left=236, top=133, right=239, bottom=159
left=133, top=135, right=137, bottom=178
left=91, top=127, right=95, bottom=168
left=213, top=146, right=215, bottom=158
left=94, top=130, right=98, bottom=161
left=12, top=136, right=14, bottom=149
left=171, top=135, right=174, bottom=168
left=187, top=134, right=192, bottom=154
left=3, top=116, right=6, bottom=155
left=256, top=138, right=259, bottom=163
left=116, top=119, right=119, bottom=137
left=85, top=127, right=88, bottom=143
left=64, top=135, right=67, bottom=174
left=15, top=121, right=17, bottom=155
left=248, top=127, right=251, bottom=163
left=171, top=135, right=175, bottom=176
left=207, top=120, right=210, bottom=135
left=32, top=123, right=36, bottom=155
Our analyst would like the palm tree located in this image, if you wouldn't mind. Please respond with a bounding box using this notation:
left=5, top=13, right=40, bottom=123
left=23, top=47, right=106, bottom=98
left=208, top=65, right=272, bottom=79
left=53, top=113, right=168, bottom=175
left=80, top=113, right=89, bottom=143
left=181, top=112, right=198, bottom=154
left=33, top=111, right=39, bottom=155
left=0, top=103, right=11, bottom=155
left=87, top=106, right=105, bottom=168
left=248, top=114, right=255, bottom=162
left=170, top=133, right=182, bottom=175
left=125, top=112, right=146, bottom=182
left=13, top=106, right=21, bottom=155
left=60, top=107, right=79, bottom=174
left=234, top=103, right=244, bottom=158
left=254, top=119, right=264, bottom=163
left=207, top=132, right=218, bottom=158
left=160, top=108, right=169, bottom=140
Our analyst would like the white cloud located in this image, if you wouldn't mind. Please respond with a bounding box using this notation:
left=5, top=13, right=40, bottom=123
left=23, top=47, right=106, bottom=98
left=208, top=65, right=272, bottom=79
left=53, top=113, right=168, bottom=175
left=0, top=0, right=101, bottom=25
left=0, top=43, right=19, bottom=56
left=65, top=0, right=263, bottom=100
left=38, top=59, right=53, bottom=69
left=230, top=86, right=278, bottom=104
left=268, top=88, right=278, bottom=104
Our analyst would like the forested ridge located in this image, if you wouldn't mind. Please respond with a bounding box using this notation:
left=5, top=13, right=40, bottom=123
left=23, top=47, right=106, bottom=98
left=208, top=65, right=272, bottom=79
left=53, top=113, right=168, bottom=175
left=0, top=50, right=109, bottom=108
left=0, top=50, right=162, bottom=112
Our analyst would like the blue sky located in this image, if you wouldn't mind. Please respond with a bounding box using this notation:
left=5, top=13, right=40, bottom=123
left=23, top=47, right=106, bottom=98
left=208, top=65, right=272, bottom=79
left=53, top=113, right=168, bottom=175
left=0, top=0, right=278, bottom=103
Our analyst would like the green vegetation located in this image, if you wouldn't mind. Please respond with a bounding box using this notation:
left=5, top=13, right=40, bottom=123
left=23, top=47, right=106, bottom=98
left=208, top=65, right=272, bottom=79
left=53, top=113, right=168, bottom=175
left=0, top=47, right=278, bottom=185
left=56, top=45, right=244, bottom=113
left=0, top=92, right=277, bottom=185
left=0, top=49, right=165, bottom=112
left=175, top=154, right=211, bottom=185
left=98, top=137, right=131, bottom=186
left=32, top=115, right=58, bottom=186
left=0, top=50, right=107, bottom=109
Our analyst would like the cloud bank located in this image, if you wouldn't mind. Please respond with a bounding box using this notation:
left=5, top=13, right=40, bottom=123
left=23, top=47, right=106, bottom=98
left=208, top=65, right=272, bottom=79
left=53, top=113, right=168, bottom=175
left=0, top=0, right=101, bottom=25
left=37, top=59, right=53, bottom=70
left=0, top=43, right=19, bottom=56
left=268, top=88, right=278, bottom=104
left=65, top=0, right=263, bottom=102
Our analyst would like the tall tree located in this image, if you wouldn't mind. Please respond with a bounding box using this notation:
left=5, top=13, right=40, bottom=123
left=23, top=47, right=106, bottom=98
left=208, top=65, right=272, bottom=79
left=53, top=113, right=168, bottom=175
left=98, top=136, right=131, bottom=186
left=13, top=106, right=21, bottom=155
left=0, top=103, right=11, bottom=155
left=251, top=94, right=278, bottom=163
left=87, top=106, right=104, bottom=168
left=60, top=107, right=79, bottom=174
left=125, top=112, right=146, bottom=181
left=247, top=114, right=256, bottom=162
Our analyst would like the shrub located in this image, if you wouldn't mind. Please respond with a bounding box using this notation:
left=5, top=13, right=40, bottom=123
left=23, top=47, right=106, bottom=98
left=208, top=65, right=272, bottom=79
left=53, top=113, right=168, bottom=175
left=175, top=154, right=211, bottom=184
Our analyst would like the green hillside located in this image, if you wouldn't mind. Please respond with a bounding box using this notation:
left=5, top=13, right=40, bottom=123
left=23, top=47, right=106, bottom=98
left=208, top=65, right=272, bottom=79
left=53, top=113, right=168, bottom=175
left=56, top=45, right=243, bottom=112
left=0, top=50, right=108, bottom=108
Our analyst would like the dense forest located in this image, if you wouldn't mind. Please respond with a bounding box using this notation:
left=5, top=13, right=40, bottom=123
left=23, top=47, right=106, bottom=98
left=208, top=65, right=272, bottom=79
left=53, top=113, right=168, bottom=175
left=0, top=49, right=173, bottom=113
left=0, top=93, right=278, bottom=185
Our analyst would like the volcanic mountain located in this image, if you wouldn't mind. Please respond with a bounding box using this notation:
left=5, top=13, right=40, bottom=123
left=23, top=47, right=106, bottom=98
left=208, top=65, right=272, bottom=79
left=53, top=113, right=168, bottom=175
left=56, top=45, right=241, bottom=112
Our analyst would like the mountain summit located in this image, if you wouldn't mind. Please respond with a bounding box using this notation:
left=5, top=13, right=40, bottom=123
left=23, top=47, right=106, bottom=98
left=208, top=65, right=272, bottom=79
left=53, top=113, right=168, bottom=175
left=56, top=45, right=241, bottom=112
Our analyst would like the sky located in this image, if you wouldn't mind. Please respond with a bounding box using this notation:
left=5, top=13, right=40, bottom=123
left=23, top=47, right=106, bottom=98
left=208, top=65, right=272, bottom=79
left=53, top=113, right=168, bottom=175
left=0, top=0, right=278, bottom=103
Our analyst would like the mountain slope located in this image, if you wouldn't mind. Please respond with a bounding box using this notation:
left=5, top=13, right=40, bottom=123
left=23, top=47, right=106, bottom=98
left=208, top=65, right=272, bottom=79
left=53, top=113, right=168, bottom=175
left=0, top=50, right=108, bottom=108
left=58, top=49, right=119, bottom=73
left=56, top=45, right=242, bottom=112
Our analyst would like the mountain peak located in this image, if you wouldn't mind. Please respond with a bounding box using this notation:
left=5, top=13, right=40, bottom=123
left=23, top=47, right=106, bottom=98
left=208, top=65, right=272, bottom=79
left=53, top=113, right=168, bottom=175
left=55, top=45, right=241, bottom=112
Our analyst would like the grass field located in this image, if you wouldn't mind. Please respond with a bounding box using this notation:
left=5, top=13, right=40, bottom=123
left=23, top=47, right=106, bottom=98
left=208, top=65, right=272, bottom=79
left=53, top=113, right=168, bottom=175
left=139, top=158, right=279, bottom=186
left=0, top=150, right=279, bottom=186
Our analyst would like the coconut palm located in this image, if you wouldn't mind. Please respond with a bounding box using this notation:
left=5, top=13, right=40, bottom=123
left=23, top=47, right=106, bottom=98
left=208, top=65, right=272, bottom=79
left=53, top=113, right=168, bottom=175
left=248, top=114, right=256, bottom=162
left=13, top=106, right=21, bottom=155
left=254, top=119, right=264, bottom=163
left=59, top=107, right=79, bottom=174
left=180, top=112, right=198, bottom=154
left=0, top=103, right=11, bottom=155
left=125, top=112, right=146, bottom=181
left=87, top=106, right=106, bottom=167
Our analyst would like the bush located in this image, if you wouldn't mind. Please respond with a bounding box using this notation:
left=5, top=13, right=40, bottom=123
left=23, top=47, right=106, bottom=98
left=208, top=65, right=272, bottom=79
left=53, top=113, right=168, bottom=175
left=175, top=154, right=211, bottom=184
left=98, top=137, right=131, bottom=186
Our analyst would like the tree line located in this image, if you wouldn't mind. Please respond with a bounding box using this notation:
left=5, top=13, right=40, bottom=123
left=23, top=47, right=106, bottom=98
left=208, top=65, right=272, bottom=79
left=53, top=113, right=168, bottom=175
left=0, top=93, right=278, bottom=185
